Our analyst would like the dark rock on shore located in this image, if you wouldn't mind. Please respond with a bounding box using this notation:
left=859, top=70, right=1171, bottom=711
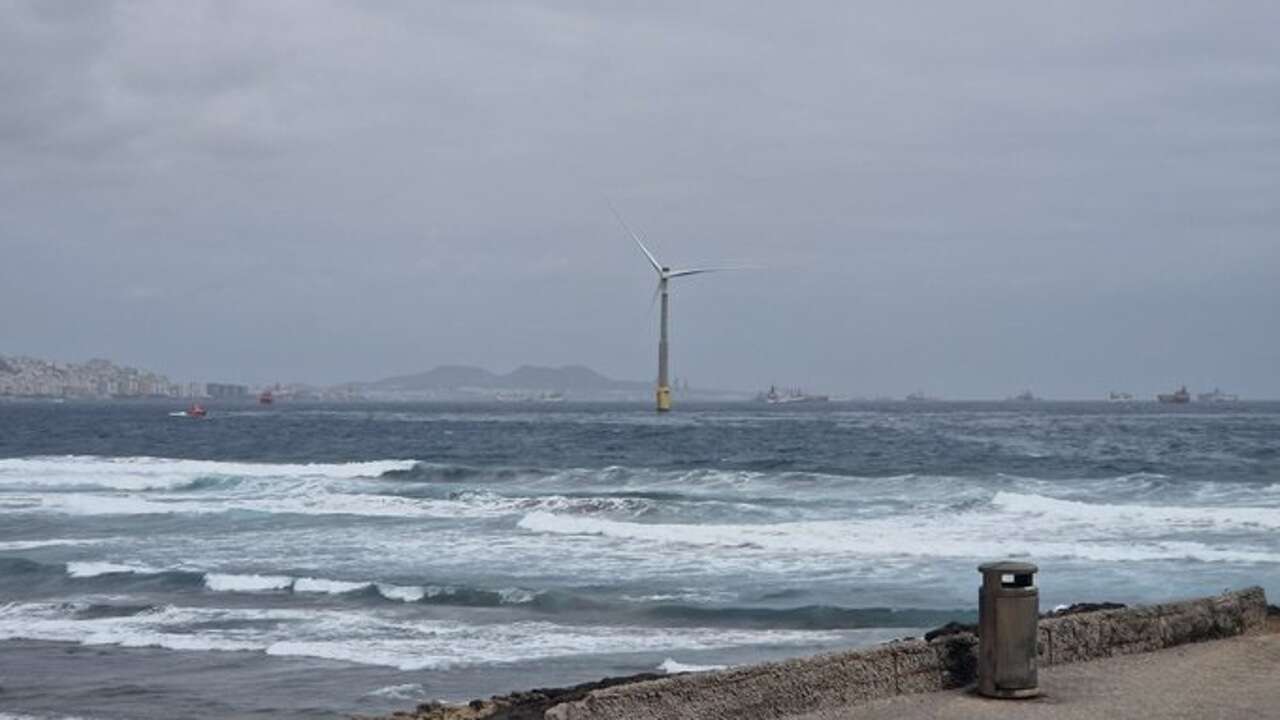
left=922, top=602, right=1126, bottom=643
left=923, top=621, right=977, bottom=642
left=1046, top=602, right=1127, bottom=617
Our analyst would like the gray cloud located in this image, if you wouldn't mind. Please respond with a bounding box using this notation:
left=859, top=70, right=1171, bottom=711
left=2, top=0, right=1277, bottom=397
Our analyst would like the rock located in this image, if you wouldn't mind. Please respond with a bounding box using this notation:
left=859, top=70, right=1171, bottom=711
left=924, top=621, right=977, bottom=641
left=1044, top=602, right=1126, bottom=617
left=930, top=633, right=978, bottom=689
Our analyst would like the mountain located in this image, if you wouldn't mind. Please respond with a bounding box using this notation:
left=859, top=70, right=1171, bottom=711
left=502, top=365, right=643, bottom=391
left=371, top=365, right=501, bottom=390
left=366, top=364, right=650, bottom=397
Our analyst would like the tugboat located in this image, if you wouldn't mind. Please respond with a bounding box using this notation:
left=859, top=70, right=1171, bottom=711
left=1157, top=386, right=1191, bottom=404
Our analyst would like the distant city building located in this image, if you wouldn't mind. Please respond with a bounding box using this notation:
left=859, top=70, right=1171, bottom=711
left=0, top=354, right=186, bottom=399
left=206, top=382, right=249, bottom=398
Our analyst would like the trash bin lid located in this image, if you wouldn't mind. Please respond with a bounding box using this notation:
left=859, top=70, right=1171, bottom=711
left=978, top=561, right=1038, bottom=575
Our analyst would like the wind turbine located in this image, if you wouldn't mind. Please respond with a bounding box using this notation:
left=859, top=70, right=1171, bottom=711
left=610, top=204, right=733, bottom=412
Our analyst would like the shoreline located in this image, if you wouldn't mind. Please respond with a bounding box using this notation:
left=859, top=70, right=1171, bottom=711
left=373, top=588, right=1272, bottom=720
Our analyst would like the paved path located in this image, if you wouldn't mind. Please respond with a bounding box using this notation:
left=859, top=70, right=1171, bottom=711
left=792, top=631, right=1280, bottom=720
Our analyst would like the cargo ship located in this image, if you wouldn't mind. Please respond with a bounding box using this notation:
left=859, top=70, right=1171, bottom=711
left=1157, top=386, right=1190, bottom=404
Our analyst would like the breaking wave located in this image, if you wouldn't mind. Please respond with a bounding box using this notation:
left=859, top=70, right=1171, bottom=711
left=45, top=561, right=544, bottom=607
left=0, top=456, right=417, bottom=491
left=657, top=658, right=727, bottom=674
left=0, top=600, right=852, bottom=671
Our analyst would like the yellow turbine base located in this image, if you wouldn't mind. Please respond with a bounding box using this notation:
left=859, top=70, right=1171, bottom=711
left=656, top=386, right=672, bottom=412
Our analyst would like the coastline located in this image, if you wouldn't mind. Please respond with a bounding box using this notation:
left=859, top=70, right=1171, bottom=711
left=373, top=588, right=1272, bottom=720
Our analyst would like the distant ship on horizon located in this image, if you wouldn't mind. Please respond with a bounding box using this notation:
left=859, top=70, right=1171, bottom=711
left=1157, top=386, right=1191, bottom=404
left=756, top=386, right=829, bottom=404
left=494, top=390, right=566, bottom=403
left=1108, top=391, right=1136, bottom=402
left=1197, top=388, right=1239, bottom=402
left=1006, top=390, right=1039, bottom=402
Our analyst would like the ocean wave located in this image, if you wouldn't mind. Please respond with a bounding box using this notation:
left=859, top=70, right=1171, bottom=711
left=991, top=491, right=1280, bottom=529
left=657, top=658, right=727, bottom=673
left=204, top=573, right=295, bottom=592
left=364, top=683, right=428, bottom=700
left=65, top=561, right=166, bottom=578
left=293, top=577, right=372, bottom=595
left=516, top=503, right=1280, bottom=565
left=0, top=538, right=108, bottom=551
left=50, top=562, right=542, bottom=607
left=639, top=604, right=968, bottom=630
left=375, top=583, right=425, bottom=602
left=8, top=489, right=509, bottom=519
left=0, top=601, right=851, bottom=672
left=0, top=456, right=417, bottom=492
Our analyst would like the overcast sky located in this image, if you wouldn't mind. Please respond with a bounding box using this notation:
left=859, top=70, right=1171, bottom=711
left=2, top=1, right=1277, bottom=398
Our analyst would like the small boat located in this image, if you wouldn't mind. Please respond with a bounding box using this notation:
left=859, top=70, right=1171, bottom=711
left=1157, top=386, right=1190, bottom=404
left=258, top=390, right=274, bottom=405
left=176, top=403, right=207, bottom=418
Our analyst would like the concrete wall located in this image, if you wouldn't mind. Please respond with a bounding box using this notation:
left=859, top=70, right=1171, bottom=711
left=546, top=587, right=1268, bottom=720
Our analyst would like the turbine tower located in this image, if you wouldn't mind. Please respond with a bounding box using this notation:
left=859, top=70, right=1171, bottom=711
left=610, top=204, right=730, bottom=412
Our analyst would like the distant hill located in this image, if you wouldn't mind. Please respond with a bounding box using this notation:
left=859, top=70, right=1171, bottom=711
left=368, top=364, right=650, bottom=394
left=371, top=365, right=500, bottom=390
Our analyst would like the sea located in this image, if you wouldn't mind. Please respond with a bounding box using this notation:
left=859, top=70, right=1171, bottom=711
left=1, top=400, right=1277, bottom=719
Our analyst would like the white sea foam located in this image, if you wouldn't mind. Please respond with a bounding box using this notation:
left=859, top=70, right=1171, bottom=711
left=364, top=683, right=427, bottom=700
left=65, top=561, right=165, bottom=578
left=0, top=456, right=417, bottom=491
left=497, top=587, right=537, bottom=604
left=293, top=577, right=372, bottom=594
left=376, top=583, right=426, bottom=602
left=57, top=561, right=541, bottom=604
left=991, top=491, right=1280, bottom=529
left=0, top=538, right=107, bottom=551
left=203, top=573, right=294, bottom=592
left=0, top=601, right=847, bottom=671
left=657, top=658, right=727, bottom=673
left=0, top=707, right=98, bottom=712
left=11, top=487, right=507, bottom=520
left=516, top=492, right=1280, bottom=565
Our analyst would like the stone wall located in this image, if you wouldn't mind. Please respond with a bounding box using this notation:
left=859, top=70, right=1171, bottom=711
left=545, top=587, right=1267, bottom=720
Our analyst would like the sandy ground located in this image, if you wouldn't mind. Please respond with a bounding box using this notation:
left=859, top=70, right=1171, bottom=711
left=791, top=627, right=1280, bottom=720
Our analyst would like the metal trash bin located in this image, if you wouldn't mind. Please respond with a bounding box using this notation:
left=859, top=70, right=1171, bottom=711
left=977, top=561, right=1039, bottom=698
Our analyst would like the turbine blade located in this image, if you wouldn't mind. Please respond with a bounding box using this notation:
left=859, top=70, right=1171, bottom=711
left=649, top=279, right=662, bottom=315
left=607, top=200, right=662, bottom=274
left=666, top=266, right=742, bottom=278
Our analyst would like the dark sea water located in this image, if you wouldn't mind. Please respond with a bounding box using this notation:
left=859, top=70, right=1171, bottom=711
left=1, top=400, right=1277, bottom=719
